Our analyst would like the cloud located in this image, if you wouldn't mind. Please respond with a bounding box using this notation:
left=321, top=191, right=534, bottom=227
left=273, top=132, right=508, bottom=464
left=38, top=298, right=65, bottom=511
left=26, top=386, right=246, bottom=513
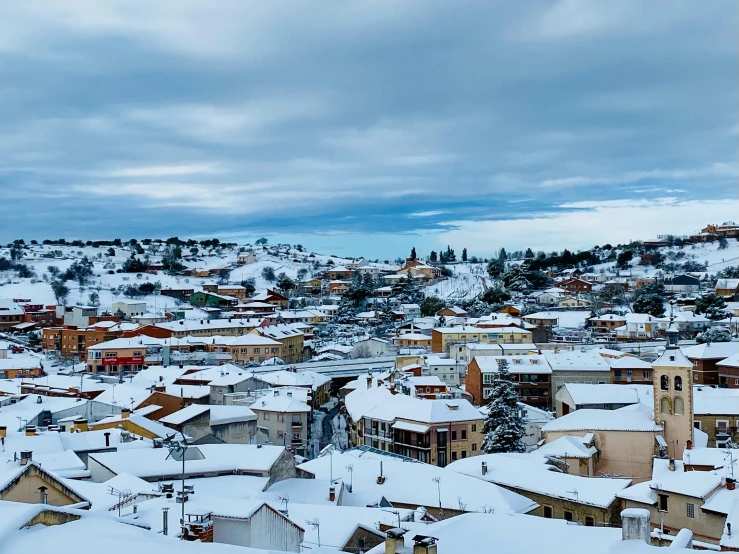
left=409, top=211, right=446, bottom=218
left=437, top=198, right=739, bottom=253
left=0, top=1, right=736, bottom=253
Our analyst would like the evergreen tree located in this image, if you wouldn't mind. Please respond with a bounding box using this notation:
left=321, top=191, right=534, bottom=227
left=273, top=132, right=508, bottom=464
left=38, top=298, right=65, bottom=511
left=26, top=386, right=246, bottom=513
left=631, top=282, right=666, bottom=317
left=429, top=251, right=438, bottom=263
left=524, top=248, right=534, bottom=259
left=696, top=327, right=732, bottom=344
left=718, top=236, right=729, bottom=250
left=462, top=248, right=468, bottom=262
left=695, top=293, right=728, bottom=321
left=410, top=247, right=417, bottom=261
left=482, top=360, right=527, bottom=454
left=486, top=259, right=504, bottom=280
left=498, top=248, right=507, bottom=262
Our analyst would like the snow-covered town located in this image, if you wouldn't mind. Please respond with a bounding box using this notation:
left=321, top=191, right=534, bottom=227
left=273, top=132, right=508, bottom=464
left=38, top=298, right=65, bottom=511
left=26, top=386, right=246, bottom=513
left=1, top=2, right=738, bottom=553
left=0, top=229, right=736, bottom=553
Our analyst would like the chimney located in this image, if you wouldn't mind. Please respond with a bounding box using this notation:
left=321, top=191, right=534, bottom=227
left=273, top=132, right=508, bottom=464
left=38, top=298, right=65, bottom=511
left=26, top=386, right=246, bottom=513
left=620, top=508, right=650, bottom=543
left=121, top=408, right=131, bottom=419
left=377, top=461, right=386, bottom=484
left=25, top=425, right=37, bottom=436
left=287, top=392, right=292, bottom=398
left=412, top=536, right=438, bottom=554
left=385, top=528, right=407, bottom=554
left=162, top=507, right=169, bottom=536
left=727, top=478, right=736, bottom=491
left=668, top=459, right=676, bottom=472
left=0, top=426, right=6, bottom=438
left=274, top=390, right=279, bottom=397
left=104, top=432, right=111, bottom=447
left=329, top=486, right=336, bottom=502
left=686, top=440, right=692, bottom=450
left=481, top=461, right=488, bottom=475
left=20, top=450, right=32, bottom=466
left=366, top=375, right=372, bottom=389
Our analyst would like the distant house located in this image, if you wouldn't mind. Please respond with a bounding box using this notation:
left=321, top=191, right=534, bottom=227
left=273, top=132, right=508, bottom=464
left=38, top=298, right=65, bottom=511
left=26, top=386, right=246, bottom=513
left=533, top=288, right=566, bottom=307
left=160, top=404, right=257, bottom=445
left=250, top=289, right=289, bottom=308
left=715, top=278, right=739, bottom=298
left=589, top=314, right=627, bottom=334
left=203, top=284, right=248, bottom=300
left=559, top=278, right=593, bottom=294
left=324, top=266, right=355, bottom=280
left=663, top=274, right=701, bottom=294
left=237, top=251, right=257, bottom=265
left=189, top=291, right=239, bottom=308
left=352, top=337, right=397, bottom=358
left=437, top=306, right=468, bottom=318
left=159, top=287, right=195, bottom=301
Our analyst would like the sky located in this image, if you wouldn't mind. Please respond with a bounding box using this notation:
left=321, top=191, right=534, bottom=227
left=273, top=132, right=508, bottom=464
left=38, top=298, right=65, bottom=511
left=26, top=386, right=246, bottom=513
left=1, top=1, right=737, bottom=259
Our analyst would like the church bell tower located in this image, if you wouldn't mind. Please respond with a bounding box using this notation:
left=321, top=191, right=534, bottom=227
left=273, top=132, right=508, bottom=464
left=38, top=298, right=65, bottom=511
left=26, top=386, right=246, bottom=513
left=652, top=313, right=693, bottom=459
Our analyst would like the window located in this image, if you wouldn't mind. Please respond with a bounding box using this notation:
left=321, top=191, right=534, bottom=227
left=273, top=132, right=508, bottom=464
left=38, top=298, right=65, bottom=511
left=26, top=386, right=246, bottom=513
left=451, top=431, right=457, bottom=441
left=614, top=370, right=621, bottom=380
left=686, top=503, right=695, bottom=519
left=693, top=373, right=698, bottom=382
left=277, top=414, right=284, bottom=422
left=674, top=397, right=684, bottom=415
left=674, top=376, right=682, bottom=391
left=564, top=511, right=573, bottom=522
left=471, top=424, right=477, bottom=432
left=254, top=348, right=260, bottom=353
left=660, top=375, right=669, bottom=391
left=585, top=516, right=595, bottom=527
left=451, top=451, right=457, bottom=461
left=461, top=430, right=467, bottom=440
left=263, top=412, right=270, bottom=421
left=644, top=370, right=650, bottom=380
left=461, top=451, right=467, bottom=458
left=660, top=397, right=671, bottom=414
left=472, top=443, right=477, bottom=451
left=483, top=374, right=493, bottom=384
left=694, top=421, right=702, bottom=430
left=658, top=494, right=668, bottom=512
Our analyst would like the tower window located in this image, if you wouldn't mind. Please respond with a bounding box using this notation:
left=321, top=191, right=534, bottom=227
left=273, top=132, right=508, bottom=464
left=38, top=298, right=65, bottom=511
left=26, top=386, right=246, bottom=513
left=660, top=397, right=671, bottom=415
left=674, top=376, right=682, bottom=391
left=674, top=397, right=684, bottom=415
left=660, top=375, right=669, bottom=391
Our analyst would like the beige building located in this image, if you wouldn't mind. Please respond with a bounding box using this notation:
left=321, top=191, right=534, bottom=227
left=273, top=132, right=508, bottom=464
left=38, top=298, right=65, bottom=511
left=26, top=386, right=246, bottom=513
left=249, top=390, right=312, bottom=457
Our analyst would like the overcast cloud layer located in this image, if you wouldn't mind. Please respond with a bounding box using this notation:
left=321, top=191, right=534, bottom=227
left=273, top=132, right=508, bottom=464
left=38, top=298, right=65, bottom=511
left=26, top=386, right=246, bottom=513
left=1, top=1, right=737, bottom=257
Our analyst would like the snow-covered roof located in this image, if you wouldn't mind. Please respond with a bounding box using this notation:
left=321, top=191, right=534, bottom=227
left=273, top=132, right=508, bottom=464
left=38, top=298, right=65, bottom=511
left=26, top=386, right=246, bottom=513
left=251, top=390, right=311, bottom=413
left=652, top=346, right=693, bottom=369
left=88, top=444, right=287, bottom=479
left=543, top=350, right=610, bottom=372
left=606, top=356, right=653, bottom=369
left=212, top=333, right=282, bottom=346
left=0, top=299, right=24, bottom=315
left=682, top=342, right=738, bottom=360
left=562, top=383, right=652, bottom=407
left=693, top=385, right=739, bottom=415
left=160, top=404, right=256, bottom=426
left=472, top=355, right=551, bottom=374
left=345, top=386, right=482, bottom=424
left=533, top=434, right=597, bottom=459
left=718, top=352, right=739, bottom=368
left=542, top=409, right=662, bottom=433
left=298, top=449, right=537, bottom=515
left=448, top=453, right=631, bottom=509
left=256, top=369, right=331, bottom=389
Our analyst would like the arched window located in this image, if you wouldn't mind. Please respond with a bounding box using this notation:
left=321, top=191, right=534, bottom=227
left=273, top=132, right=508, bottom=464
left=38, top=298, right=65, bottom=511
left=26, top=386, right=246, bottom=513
left=660, top=375, right=669, bottom=391
left=660, top=397, right=671, bottom=414
left=674, top=376, right=682, bottom=391
left=674, top=397, right=684, bottom=415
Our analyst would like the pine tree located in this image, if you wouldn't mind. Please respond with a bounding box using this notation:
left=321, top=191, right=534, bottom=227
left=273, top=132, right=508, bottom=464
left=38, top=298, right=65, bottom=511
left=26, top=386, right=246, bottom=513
left=462, top=248, right=468, bottom=262
left=482, top=360, right=527, bottom=454
left=410, top=247, right=417, bottom=261
left=429, top=251, right=438, bottom=263
left=498, top=248, right=507, bottom=262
